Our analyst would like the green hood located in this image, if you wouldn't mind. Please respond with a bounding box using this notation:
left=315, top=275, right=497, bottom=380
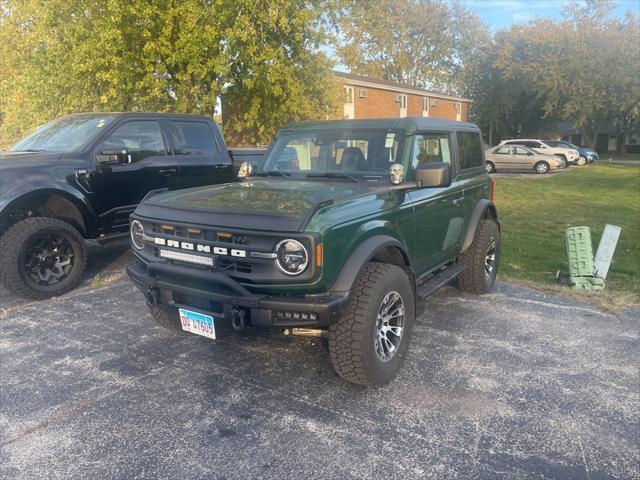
left=136, top=179, right=380, bottom=232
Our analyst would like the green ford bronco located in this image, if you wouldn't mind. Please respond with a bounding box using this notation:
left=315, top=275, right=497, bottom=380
left=126, top=118, right=500, bottom=386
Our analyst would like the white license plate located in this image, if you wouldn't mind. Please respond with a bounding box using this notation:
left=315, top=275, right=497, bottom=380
left=179, top=308, right=216, bottom=340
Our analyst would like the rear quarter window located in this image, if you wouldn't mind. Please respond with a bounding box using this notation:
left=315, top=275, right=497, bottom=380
left=171, top=121, right=219, bottom=155
left=457, top=131, right=483, bottom=169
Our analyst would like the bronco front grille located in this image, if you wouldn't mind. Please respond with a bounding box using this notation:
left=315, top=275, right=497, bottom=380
left=150, top=223, right=248, bottom=245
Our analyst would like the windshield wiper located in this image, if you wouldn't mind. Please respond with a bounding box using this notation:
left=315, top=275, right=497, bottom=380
left=306, top=173, right=360, bottom=183
left=256, top=170, right=291, bottom=177
left=13, top=149, right=47, bottom=152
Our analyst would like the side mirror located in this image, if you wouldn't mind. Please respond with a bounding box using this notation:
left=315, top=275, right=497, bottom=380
left=414, top=162, right=452, bottom=188
left=237, top=161, right=257, bottom=178
left=96, top=149, right=128, bottom=165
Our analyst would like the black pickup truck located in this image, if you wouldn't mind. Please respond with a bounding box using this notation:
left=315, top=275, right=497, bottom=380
left=0, top=112, right=239, bottom=299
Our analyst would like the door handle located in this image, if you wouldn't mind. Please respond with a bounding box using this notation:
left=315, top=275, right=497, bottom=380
left=159, top=168, right=177, bottom=176
left=452, top=196, right=464, bottom=206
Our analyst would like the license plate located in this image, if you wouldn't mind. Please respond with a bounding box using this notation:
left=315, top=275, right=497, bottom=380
left=179, top=308, right=216, bottom=340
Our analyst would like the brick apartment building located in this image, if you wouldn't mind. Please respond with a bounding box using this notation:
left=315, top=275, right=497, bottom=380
left=334, top=71, right=471, bottom=122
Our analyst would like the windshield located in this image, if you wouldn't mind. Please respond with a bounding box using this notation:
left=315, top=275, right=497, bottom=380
left=261, top=128, right=406, bottom=180
left=10, top=115, right=116, bottom=153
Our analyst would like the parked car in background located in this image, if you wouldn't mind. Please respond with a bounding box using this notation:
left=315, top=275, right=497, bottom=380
left=544, top=140, right=597, bottom=166
left=485, top=144, right=565, bottom=174
left=498, top=139, right=578, bottom=164
left=229, top=147, right=268, bottom=177
left=0, top=112, right=234, bottom=299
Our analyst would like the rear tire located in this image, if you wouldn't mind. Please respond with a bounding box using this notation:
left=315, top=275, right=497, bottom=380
left=328, top=263, right=415, bottom=386
left=534, top=161, right=550, bottom=174
left=149, top=304, right=183, bottom=332
left=457, top=219, right=500, bottom=294
left=0, top=217, right=87, bottom=299
left=485, top=161, right=496, bottom=173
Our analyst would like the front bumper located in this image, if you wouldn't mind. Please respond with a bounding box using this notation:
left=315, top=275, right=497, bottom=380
left=126, top=260, right=349, bottom=330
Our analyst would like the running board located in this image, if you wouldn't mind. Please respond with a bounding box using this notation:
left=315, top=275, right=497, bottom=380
left=416, top=264, right=466, bottom=313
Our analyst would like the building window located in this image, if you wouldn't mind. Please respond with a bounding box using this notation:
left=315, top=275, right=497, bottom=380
left=396, top=94, right=407, bottom=109
left=422, top=97, right=429, bottom=117
left=454, top=102, right=462, bottom=121
left=344, top=86, right=354, bottom=104
left=358, top=88, right=368, bottom=98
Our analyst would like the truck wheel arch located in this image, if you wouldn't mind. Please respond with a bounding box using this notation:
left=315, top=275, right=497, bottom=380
left=330, top=235, right=414, bottom=294
left=459, top=199, right=499, bottom=255
left=1, top=190, right=95, bottom=237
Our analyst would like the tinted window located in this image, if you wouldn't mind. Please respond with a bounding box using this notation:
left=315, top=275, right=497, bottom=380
left=172, top=121, right=218, bottom=155
left=413, top=133, right=451, bottom=166
left=98, top=121, right=167, bottom=163
left=528, top=141, right=543, bottom=148
left=457, top=132, right=483, bottom=169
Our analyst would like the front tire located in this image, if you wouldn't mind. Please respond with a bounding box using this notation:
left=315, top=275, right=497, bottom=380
left=329, top=263, right=415, bottom=386
left=534, top=161, right=550, bottom=174
left=0, top=217, right=87, bottom=299
left=576, top=156, right=587, bottom=166
left=457, top=219, right=500, bottom=294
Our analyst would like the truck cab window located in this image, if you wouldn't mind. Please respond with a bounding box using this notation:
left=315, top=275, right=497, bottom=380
left=99, top=121, right=167, bottom=163
left=172, top=121, right=218, bottom=155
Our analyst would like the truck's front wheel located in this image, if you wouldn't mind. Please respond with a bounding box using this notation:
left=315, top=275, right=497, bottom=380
left=329, top=263, right=415, bottom=386
left=0, top=217, right=87, bottom=299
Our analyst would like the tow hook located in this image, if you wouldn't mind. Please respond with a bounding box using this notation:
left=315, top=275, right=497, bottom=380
left=231, top=308, right=246, bottom=331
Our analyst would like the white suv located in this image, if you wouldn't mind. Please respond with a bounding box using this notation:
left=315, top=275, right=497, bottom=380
left=498, top=139, right=578, bottom=164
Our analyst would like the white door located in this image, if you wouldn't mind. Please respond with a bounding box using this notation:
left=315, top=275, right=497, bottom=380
left=399, top=95, right=407, bottom=118
left=344, top=86, right=355, bottom=119
left=455, top=102, right=462, bottom=121
left=422, top=97, right=429, bottom=117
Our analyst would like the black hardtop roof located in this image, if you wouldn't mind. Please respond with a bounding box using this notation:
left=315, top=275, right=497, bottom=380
left=281, top=117, right=480, bottom=135
left=60, top=112, right=213, bottom=121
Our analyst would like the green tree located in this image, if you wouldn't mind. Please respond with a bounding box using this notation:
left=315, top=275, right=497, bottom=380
left=0, top=0, right=338, bottom=148
left=493, top=2, right=640, bottom=149
left=333, top=0, right=490, bottom=95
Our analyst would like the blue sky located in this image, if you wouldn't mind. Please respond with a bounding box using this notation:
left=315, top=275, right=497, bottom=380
left=463, top=0, right=639, bottom=31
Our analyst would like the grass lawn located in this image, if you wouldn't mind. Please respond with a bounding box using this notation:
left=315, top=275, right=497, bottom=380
left=495, top=164, right=640, bottom=309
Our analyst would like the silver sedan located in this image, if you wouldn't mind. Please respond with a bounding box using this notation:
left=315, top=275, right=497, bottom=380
left=484, top=145, right=566, bottom=174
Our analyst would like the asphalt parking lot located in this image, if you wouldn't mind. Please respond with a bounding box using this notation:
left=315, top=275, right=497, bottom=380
left=1, top=244, right=638, bottom=480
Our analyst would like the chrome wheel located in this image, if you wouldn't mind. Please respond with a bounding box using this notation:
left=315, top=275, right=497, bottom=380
left=22, top=233, right=74, bottom=286
left=485, top=238, right=497, bottom=279
left=536, top=162, right=549, bottom=174
left=577, top=156, right=587, bottom=166
left=374, top=291, right=405, bottom=362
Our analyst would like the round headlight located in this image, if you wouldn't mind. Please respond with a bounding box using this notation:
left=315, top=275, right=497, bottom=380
left=130, top=220, right=145, bottom=250
left=275, top=239, right=308, bottom=275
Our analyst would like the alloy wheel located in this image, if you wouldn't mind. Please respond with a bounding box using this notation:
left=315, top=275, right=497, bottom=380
left=374, top=291, right=405, bottom=362
left=485, top=238, right=497, bottom=279
left=22, top=232, right=75, bottom=286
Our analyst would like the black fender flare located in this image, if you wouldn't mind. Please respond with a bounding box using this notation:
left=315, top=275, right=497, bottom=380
left=459, top=199, right=499, bottom=254
left=330, top=235, right=413, bottom=295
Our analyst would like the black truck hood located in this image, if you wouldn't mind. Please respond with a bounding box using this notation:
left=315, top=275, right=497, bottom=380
left=135, top=179, right=374, bottom=232
left=0, top=151, right=62, bottom=169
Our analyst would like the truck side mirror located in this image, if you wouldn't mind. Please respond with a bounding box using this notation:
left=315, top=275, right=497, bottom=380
left=96, top=149, right=128, bottom=165
left=414, top=162, right=452, bottom=188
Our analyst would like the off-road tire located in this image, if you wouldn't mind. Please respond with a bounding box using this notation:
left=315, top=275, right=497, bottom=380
left=485, top=161, right=496, bottom=174
left=0, top=217, right=87, bottom=299
left=328, top=263, right=415, bottom=386
left=576, top=156, right=587, bottom=166
left=534, top=161, right=550, bottom=174
left=457, top=218, right=500, bottom=294
left=149, top=304, right=184, bottom=332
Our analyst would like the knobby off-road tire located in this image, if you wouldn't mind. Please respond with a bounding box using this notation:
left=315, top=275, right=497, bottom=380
left=457, top=218, right=500, bottom=294
left=328, top=263, right=415, bottom=387
left=149, top=305, right=183, bottom=332
left=0, top=217, right=87, bottom=299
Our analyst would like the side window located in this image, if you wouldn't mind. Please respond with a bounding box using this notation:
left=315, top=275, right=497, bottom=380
left=413, top=133, right=451, bottom=167
left=171, top=121, right=219, bottom=156
left=494, top=147, right=511, bottom=155
left=514, top=147, right=531, bottom=155
left=530, top=141, right=543, bottom=148
left=457, top=131, right=483, bottom=169
left=99, top=121, right=167, bottom=163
